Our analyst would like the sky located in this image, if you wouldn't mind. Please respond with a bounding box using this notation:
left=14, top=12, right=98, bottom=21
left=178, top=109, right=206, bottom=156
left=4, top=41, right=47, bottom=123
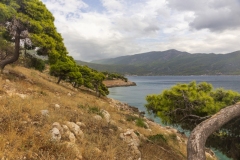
left=41, top=0, right=240, bottom=62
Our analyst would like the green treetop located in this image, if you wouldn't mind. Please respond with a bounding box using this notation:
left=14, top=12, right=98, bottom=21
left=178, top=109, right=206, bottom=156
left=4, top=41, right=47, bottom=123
left=145, top=81, right=240, bottom=159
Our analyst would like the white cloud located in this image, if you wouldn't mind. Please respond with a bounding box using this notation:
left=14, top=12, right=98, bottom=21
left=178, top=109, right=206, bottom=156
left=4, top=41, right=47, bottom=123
left=41, top=0, right=240, bottom=61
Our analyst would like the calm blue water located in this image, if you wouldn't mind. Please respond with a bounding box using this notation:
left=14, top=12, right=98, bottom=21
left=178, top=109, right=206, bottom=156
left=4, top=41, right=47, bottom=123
left=108, top=75, right=240, bottom=160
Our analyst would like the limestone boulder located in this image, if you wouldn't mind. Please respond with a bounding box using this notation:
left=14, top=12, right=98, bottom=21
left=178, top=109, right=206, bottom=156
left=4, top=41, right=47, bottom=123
left=76, top=122, right=86, bottom=129
left=93, top=115, right=102, bottom=121
left=120, top=129, right=140, bottom=147
left=66, top=122, right=84, bottom=140
left=52, top=122, right=63, bottom=134
left=101, top=109, right=111, bottom=123
left=41, top=110, right=49, bottom=117
left=51, top=127, right=61, bottom=142
left=120, top=129, right=141, bottom=160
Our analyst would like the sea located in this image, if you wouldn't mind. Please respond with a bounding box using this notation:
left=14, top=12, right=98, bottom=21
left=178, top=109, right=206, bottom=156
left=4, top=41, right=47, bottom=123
left=108, top=75, right=240, bottom=160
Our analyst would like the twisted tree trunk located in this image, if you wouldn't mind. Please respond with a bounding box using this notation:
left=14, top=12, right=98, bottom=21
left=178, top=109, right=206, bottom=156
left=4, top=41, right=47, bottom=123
left=0, top=28, right=21, bottom=72
left=187, top=103, right=240, bottom=160
left=0, top=18, right=28, bottom=72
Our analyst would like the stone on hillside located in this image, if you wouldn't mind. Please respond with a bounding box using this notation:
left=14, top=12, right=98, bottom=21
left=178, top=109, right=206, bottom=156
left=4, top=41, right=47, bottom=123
left=93, top=147, right=102, bottom=154
left=62, top=125, right=72, bottom=140
left=67, top=93, right=72, bottom=96
left=69, top=132, right=76, bottom=143
left=5, top=79, right=10, bottom=83
left=76, top=122, right=86, bottom=129
left=146, top=129, right=152, bottom=132
left=120, top=129, right=140, bottom=147
left=93, top=115, right=102, bottom=121
left=120, top=129, right=141, bottom=160
left=66, top=122, right=84, bottom=140
left=101, top=109, right=111, bottom=123
left=51, top=127, right=61, bottom=142
left=17, top=93, right=27, bottom=99
left=52, top=122, right=63, bottom=134
left=55, top=104, right=60, bottom=109
left=41, top=110, right=49, bottom=116
left=143, top=122, right=149, bottom=129
left=62, top=125, right=70, bottom=132
left=131, top=145, right=142, bottom=160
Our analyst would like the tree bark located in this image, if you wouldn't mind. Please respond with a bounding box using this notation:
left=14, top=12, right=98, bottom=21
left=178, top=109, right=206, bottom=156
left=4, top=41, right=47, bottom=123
left=0, top=18, right=28, bottom=72
left=187, top=103, right=240, bottom=160
left=57, top=76, right=62, bottom=84
left=0, top=28, right=21, bottom=72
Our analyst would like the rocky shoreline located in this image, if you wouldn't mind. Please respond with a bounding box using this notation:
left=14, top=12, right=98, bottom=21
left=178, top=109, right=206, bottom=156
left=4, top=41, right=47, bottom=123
left=103, top=79, right=136, bottom=88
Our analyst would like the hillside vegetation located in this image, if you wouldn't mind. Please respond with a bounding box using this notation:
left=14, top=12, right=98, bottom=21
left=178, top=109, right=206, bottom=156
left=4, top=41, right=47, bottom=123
left=82, top=49, right=240, bottom=75
left=0, top=0, right=109, bottom=97
left=0, top=65, right=213, bottom=160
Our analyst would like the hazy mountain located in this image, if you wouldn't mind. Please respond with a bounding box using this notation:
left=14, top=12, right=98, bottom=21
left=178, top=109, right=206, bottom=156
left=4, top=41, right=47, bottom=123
left=77, top=49, right=240, bottom=75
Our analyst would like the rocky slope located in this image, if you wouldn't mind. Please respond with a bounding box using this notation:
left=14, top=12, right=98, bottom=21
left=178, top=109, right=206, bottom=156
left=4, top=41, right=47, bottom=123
left=0, top=66, right=216, bottom=160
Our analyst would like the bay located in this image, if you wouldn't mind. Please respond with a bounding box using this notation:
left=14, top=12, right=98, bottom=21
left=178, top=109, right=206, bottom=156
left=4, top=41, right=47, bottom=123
left=108, top=75, right=240, bottom=160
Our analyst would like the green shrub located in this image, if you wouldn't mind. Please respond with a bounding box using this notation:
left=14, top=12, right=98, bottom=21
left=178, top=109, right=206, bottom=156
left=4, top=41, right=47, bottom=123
left=135, top=118, right=147, bottom=128
left=30, top=58, right=46, bottom=72
left=148, top=134, right=167, bottom=143
left=125, top=114, right=138, bottom=121
left=88, top=106, right=103, bottom=117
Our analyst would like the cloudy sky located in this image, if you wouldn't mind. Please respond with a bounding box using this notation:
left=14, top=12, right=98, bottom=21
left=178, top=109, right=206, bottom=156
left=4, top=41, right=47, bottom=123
left=41, top=0, right=240, bottom=61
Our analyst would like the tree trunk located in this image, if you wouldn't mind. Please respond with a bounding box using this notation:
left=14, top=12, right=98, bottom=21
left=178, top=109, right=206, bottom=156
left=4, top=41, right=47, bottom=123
left=187, top=103, right=240, bottom=160
left=57, top=77, right=62, bottom=84
left=0, top=28, right=21, bottom=72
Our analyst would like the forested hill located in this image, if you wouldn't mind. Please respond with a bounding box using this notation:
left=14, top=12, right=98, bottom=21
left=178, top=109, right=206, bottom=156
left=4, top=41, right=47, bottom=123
left=91, top=49, right=189, bottom=65
left=83, top=49, right=240, bottom=75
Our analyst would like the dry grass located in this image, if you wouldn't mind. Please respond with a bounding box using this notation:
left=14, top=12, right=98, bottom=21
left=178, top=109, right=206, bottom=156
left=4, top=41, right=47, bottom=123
left=0, top=66, right=217, bottom=160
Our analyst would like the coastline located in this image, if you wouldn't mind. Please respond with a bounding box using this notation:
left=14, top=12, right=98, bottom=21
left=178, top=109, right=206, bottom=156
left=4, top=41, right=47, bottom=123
left=103, top=79, right=136, bottom=88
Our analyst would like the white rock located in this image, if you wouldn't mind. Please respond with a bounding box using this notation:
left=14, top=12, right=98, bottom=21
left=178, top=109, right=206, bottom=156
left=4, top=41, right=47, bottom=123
left=69, top=132, right=76, bottom=143
left=146, top=129, right=152, bottom=132
left=67, top=93, right=72, bottom=96
left=120, top=129, right=141, bottom=160
left=66, top=122, right=84, bottom=140
left=101, top=109, right=111, bottom=123
left=76, top=122, right=86, bottom=129
left=52, top=122, right=63, bottom=134
left=41, top=110, right=49, bottom=116
left=143, top=122, right=149, bottom=129
left=121, top=129, right=140, bottom=147
left=62, top=125, right=69, bottom=132
left=93, top=115, right=103, bottom=121
left=17, top=93, right=27, bottom=99
left=55, top=104, right=60, bottom=109
left=5, top=79, right=10, bottom=83
left=51, top=127, right=61, bottom=142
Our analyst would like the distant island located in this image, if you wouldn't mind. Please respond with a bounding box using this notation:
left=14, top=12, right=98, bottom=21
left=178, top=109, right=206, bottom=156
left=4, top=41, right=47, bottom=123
left=76, top=49, right=240, bottom=75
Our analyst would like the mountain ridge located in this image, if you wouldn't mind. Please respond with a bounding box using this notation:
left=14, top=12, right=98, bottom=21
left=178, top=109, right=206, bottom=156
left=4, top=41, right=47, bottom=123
left=78, top=50, right=240, bottom=75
